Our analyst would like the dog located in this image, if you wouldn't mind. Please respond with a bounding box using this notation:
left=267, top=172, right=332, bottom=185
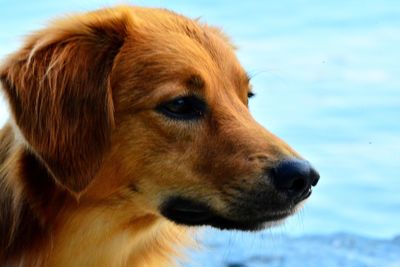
left=0, top=5, right=319, bottom=266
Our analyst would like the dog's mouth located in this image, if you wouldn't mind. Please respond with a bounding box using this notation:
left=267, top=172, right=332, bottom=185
left=160, top=197, right=293, bottom=231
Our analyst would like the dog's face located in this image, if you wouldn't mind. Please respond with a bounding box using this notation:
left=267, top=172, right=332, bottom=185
left=0, top=6, right=319, bottom=231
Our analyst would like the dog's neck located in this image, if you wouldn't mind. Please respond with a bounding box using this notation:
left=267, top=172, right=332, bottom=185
left=47, top=209, right=186, bottom=267
left=0, top=124, right=189, bottom=267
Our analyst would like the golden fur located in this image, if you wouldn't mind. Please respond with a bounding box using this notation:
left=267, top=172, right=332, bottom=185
left=0, top=6, right=306, bottom=266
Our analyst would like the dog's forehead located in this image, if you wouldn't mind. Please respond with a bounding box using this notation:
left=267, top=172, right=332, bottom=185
left=112, top=7, right=250, bottom=112
left=127, top=7, right=250, bottom=91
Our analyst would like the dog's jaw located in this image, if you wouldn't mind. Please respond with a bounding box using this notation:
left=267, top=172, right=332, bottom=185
left=160, top=197, right=300, bottom=231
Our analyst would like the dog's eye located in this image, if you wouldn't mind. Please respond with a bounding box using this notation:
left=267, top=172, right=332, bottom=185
left=157, top=96, right=206, bottom=120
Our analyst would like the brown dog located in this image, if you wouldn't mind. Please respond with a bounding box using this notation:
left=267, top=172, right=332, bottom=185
left=0, top=5, right=319, bottom=266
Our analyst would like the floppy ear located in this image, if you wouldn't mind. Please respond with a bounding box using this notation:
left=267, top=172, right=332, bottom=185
left=0, top=11, right=129, bottom=193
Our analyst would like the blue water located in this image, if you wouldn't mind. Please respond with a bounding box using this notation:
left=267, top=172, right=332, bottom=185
left=186, top=232, right=400, bottom=267
left=1, top=0, right=399, bottom=266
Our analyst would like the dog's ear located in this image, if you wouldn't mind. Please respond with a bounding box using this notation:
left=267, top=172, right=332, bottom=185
left=0, top=10, right=130, bottom=194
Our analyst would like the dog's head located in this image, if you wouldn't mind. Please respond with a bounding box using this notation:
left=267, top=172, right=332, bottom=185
left=0, top=6, right=319, bottom=231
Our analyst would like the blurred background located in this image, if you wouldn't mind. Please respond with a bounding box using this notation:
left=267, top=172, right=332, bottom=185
left=0, top=0, right=399, bottom=266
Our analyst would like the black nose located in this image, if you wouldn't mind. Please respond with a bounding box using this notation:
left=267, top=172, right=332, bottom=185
left=271, top=159, right=319, bottom=201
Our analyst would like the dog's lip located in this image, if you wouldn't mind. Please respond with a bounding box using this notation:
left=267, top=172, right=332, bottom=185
left=160, top=197, right=293, bottom=231
left=297, top=187, right=312, bottom=201
left=303, top=187, right=312, bottom=199
left=161, top=197, right=214, bottom=223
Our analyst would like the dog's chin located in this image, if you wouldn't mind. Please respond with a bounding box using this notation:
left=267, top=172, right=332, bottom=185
left=160, top=197, right=294, bottom=231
